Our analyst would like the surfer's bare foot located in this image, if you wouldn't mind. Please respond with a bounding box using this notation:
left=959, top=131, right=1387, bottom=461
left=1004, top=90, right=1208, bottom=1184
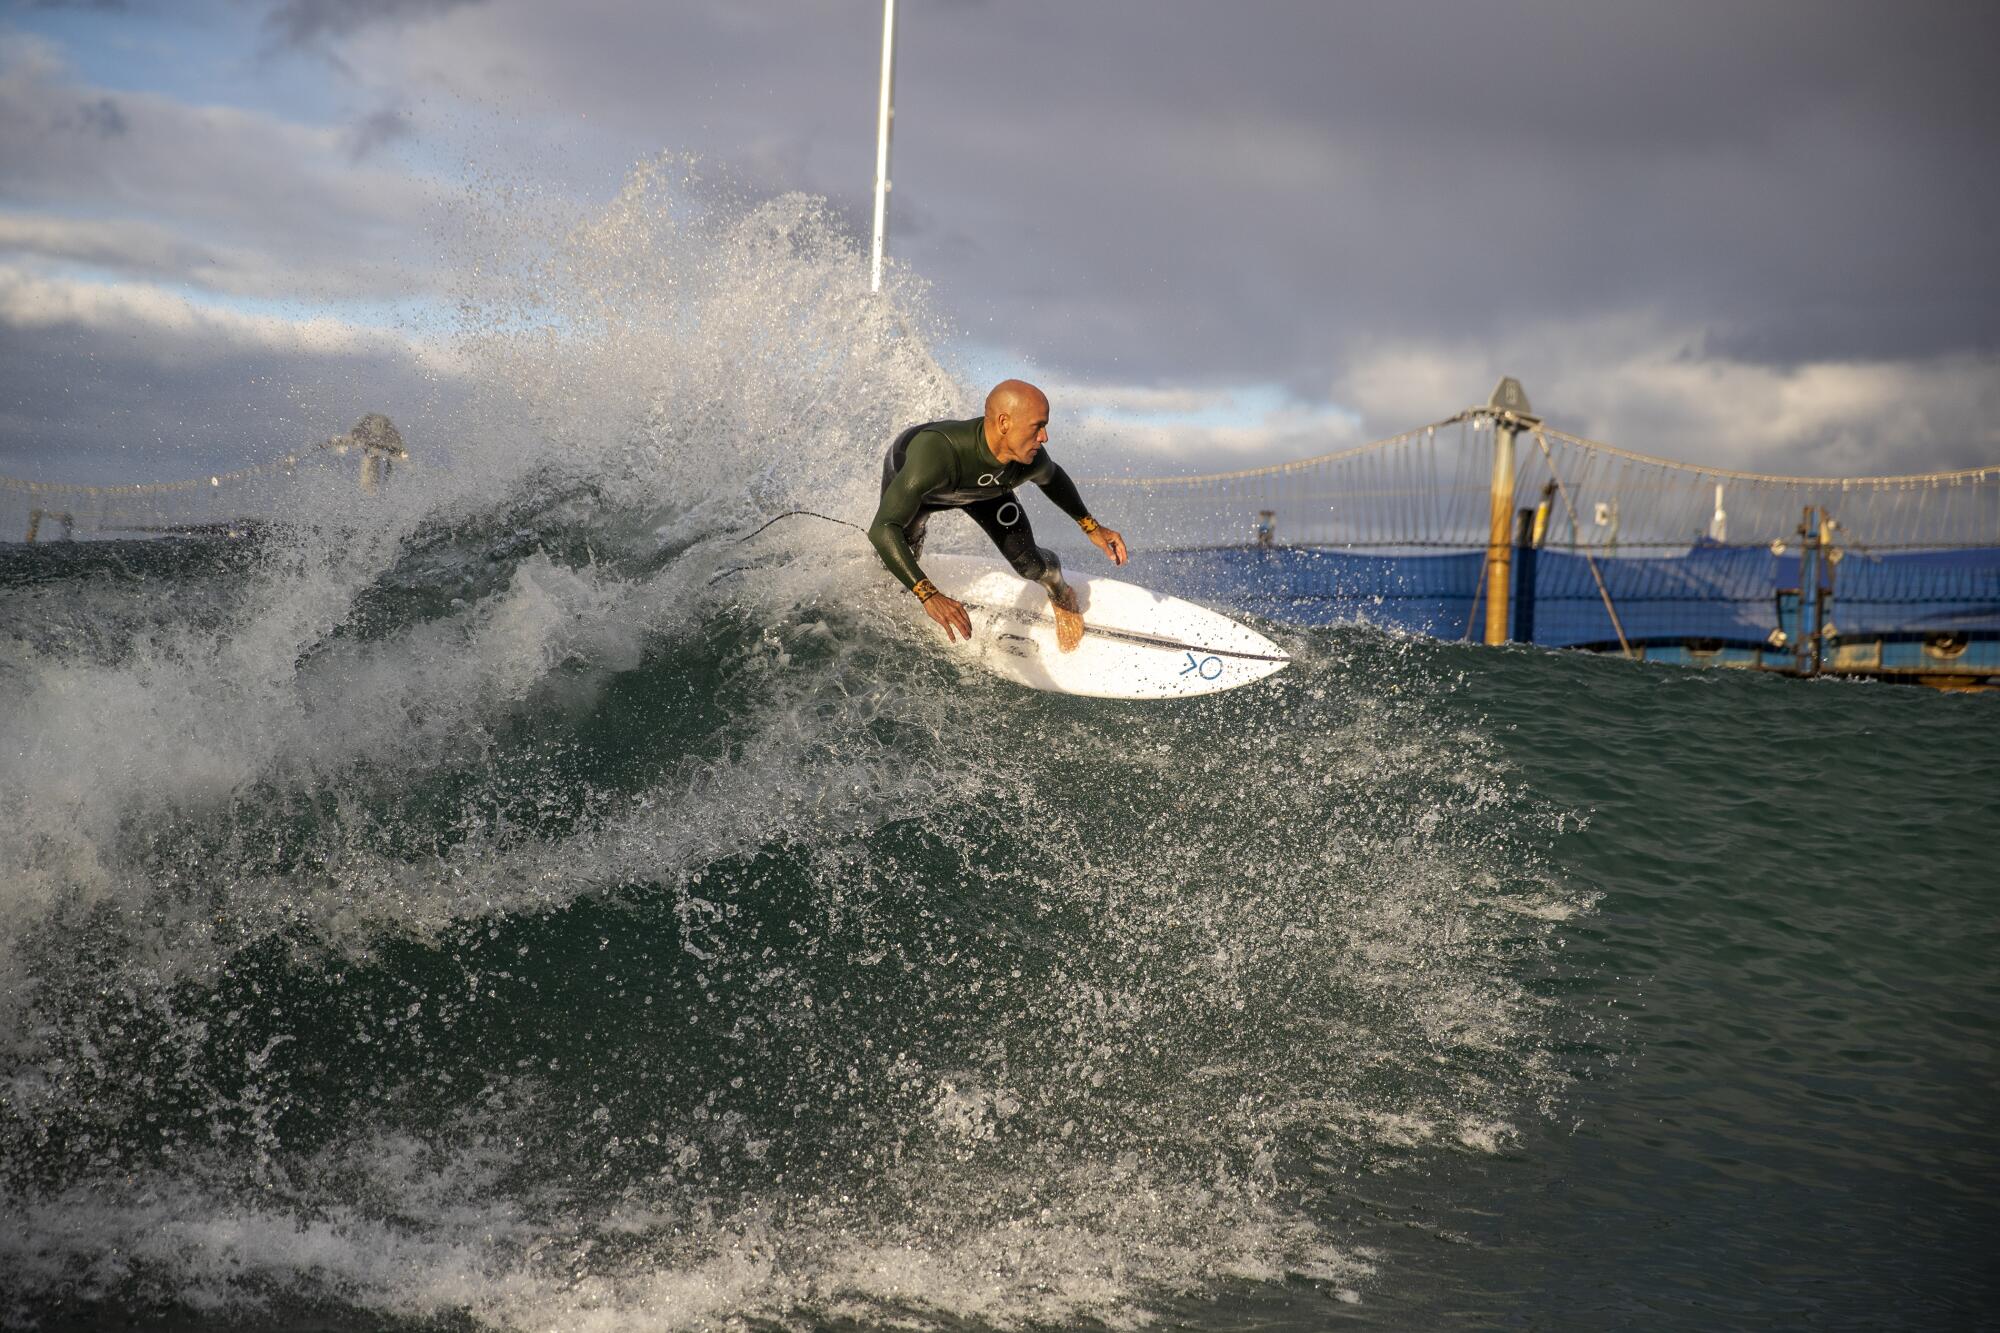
left=1050, top=584, right=1083, bottom=653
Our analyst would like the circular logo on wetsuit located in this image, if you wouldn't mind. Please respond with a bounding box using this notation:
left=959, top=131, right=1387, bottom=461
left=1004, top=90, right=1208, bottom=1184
left=978, top=472, right=1002, bottom=486
left=996, top=502, right=1021, bottom=527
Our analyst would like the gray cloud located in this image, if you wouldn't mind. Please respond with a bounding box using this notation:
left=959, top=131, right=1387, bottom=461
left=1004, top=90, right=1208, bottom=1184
left=872, top=1, right=2000, bottom=388
left=0, top=213, right=429, bottom=301
left=0, top=45, right=444, bottom=300
left=262, top=0, right=487, bottom=47
left=1327, top=316, right=2000, bottom=478
left=67, top=94, right=127, bottom=136
left=0, top=268, right=461, bottom=486
left=6, top=0, right=1998, bottom=482
left=334, top=0, right=1999, bottom=410
left=345, top=104, right=412, bottom=160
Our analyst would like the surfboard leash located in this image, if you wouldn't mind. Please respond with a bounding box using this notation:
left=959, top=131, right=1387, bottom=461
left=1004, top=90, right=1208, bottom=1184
left=709, top=510, right=866, bottom=584
left=735, top=509, right=865, bottom=543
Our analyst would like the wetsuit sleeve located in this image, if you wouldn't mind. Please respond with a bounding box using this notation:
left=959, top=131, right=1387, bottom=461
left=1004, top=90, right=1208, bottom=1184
left=868, top=432, right=952, bottom=590
left=1032, top=457, right=1092, bottom=522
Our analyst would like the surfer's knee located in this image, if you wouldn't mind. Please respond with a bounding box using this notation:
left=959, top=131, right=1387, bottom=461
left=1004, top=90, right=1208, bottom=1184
left=1025, top=546, right=1068, bottom=595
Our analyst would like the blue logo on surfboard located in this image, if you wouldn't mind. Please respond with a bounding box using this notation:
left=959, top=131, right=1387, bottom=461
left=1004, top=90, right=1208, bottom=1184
left=1180, top=652, right=1223, bottom=680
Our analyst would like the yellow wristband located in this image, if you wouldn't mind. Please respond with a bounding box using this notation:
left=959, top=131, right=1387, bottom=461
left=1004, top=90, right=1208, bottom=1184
left=912, top=578, right=940, bottom=602
left=1077, top=516, right=1101, bottom=534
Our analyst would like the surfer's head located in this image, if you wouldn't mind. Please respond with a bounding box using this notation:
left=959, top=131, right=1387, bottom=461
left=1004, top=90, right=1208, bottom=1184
left=984, top=379, right=1050, bottom=465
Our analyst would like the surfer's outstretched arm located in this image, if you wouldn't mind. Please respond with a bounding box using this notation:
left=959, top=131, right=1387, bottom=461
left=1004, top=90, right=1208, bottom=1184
left=869, top=435, right=973, bottom=640
left=1080, top=516, right=1128, bottom=566
left=1032, top=461, right=1127, bottom=566
left=868, top=439, right=945, bottom=590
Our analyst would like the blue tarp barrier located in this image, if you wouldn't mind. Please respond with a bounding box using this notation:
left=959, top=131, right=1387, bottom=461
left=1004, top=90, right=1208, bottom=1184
left=1527, top=545, right=1779, bottom=647
left=1133, top=547, right=1485, bottom=636
left=1829, top=547, right=2000, bottom=636
left=1132, top=543, right=2000, bottom=646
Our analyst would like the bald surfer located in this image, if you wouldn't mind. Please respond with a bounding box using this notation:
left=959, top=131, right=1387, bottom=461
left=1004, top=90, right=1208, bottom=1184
left=869, top=380, right=1128, bottom=652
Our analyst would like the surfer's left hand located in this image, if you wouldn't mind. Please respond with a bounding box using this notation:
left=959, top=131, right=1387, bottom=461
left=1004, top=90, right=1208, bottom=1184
left=1089, top=526, right=1127, bottom=566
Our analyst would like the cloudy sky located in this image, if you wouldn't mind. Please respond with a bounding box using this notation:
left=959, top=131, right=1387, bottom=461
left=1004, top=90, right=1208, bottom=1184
left=3, top=0, right=1997, bottom=486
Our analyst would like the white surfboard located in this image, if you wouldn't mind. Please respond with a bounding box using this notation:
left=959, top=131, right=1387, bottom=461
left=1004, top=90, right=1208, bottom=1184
left=916, top=554, right=1290, bottom=699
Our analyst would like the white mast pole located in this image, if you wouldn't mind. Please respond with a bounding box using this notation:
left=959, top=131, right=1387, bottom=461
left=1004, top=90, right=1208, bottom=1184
left=870, top=0, right=898, bottom=292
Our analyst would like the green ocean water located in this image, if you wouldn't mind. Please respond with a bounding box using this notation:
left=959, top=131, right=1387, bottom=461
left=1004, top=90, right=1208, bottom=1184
left=2, top=181, right=1994, bottom=1330
left=1297, top=639, right=2000, bottom=1328
left=2, top=525, right=1992, bottom=1332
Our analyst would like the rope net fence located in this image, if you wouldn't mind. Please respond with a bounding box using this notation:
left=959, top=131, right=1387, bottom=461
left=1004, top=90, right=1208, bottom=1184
left=1084, top=412, right=2000, bottom=554
left=1082, top=408, right=2000, bottom=661
left=7, top=404, right=1994, bottom=668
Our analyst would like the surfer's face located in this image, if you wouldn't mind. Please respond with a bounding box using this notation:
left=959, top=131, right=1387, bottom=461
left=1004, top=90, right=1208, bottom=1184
left=992, top=397, right=1050, bottom=464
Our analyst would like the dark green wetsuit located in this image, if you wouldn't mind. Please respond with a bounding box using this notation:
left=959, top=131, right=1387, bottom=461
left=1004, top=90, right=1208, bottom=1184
left=869, top=417, right=1092, bottom=595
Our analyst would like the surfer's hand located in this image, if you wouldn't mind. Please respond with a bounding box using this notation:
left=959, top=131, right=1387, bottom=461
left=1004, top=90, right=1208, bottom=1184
left=1089, top=526, right=1128, bottom=566
left=924, top=593, right=973, bottom=642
